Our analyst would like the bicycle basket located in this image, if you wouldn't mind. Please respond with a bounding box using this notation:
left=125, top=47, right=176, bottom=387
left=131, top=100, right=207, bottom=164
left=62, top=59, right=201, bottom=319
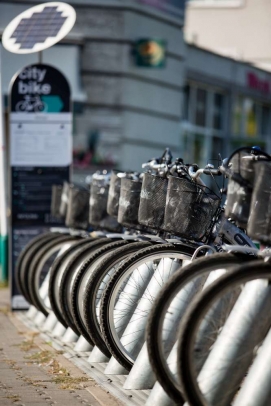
left=225, top=152, right=255, bottom=228
left=107, top=171, right=122, bottom=218
left=59, top=181, right=70, bottom=218
left=51, top=184, right=63, bottom=219
left=247, top=161, right=271, bottom=244
left=65, top=185, right=90, bottom=230
left=138, top=173, right=168, bottom=229
left=117, top=177, right=142, bottom=228
left=100, top=214, right=123, bottom=233
left=163, top=177, right=221, bottom=240
left=89, top=180, right=109, bottom=226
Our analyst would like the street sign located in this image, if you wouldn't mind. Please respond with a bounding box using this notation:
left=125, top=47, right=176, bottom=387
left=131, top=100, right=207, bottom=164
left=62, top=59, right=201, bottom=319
left=135, top=39, right=166, bottom=68
left=10, top=63, right=72, bottom=310
left=2, top=2, right=76, bottom=54
left=1, top=2, right=76, bottom=288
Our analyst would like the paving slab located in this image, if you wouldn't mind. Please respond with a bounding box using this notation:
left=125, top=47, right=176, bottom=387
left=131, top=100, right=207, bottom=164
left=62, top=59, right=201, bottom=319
left=0, top=288, right=123, bottom=406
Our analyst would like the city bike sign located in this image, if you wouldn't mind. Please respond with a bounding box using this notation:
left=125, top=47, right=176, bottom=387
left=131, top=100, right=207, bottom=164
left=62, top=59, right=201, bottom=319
left=10, top=64, right=71, bottom=166
left=9, top=63, right=72, bottom=310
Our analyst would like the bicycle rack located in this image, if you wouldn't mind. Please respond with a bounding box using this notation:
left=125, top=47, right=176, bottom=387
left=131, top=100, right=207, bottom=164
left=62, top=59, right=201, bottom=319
left=74, top=335, right=93, bottom=352
left=146, top=381, right=174, bottom=406
left=20, top=241, right=271, bottom=406
left=17, top=149, right=271, bottom=406
left=62, top=327, right=78, bottom=343
left=197, top=280, right=271, bottom=406
left=104, top=260, right=156, bottom=376
left=233, top=327, right=271, bottom=406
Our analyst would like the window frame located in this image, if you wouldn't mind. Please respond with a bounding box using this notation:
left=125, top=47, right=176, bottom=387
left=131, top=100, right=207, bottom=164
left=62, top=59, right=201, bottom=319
left=181, top=81, right=227, bottom=169
left=232, top=95, right=271, bottom=140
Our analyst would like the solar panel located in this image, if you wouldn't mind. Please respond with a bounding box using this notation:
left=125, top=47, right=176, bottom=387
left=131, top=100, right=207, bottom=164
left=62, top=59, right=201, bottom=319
left=10, top=7, right=67, bottom=49
left=2, top=2, right=76, bottom=54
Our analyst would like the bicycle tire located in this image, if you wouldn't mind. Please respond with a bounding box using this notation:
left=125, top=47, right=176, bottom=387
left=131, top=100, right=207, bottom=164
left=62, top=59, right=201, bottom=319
left=100, top=243, right=195, bottom=370
left=146, top=252, right=256, bottom=403
left=83, top=241, right=152, bottom=356
left=70, top=239, right=130, bottom=348
left=177, top=259, right=269, bottom=406
left=48, top=237, right=92, bottom=328
left=19, top=233, right=68, bottom=303
left=15, top=232, right=61, bottom=299
left=58, top=237, right=113, bottom=335
left=27, top=235, right=78, bottom=315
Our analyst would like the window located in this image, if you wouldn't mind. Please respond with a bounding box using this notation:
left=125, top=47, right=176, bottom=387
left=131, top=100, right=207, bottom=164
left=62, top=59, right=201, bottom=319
left=212, top=136, right=224, bottom=159
left=261, top=105, right=271, bottom=136
left=213, top=93, right=224, bottom=130
left=195, top=88, right=207, bottom=127
left=233, top=97, right=243, bottom=135
left=183, top=85, right=190, bottom=121
left=232, top=96, right=270, bottom=139
left=181, top=82, right=226, bottom=183
left=182, top=131, right=207, bottom=169
left=244, top=98, right=258, bottom=137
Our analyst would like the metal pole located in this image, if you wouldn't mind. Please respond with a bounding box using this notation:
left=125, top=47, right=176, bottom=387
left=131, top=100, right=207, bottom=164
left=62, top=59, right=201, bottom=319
left=88, top=345, right=109, bottom=363
left=52, top=321, right=67, bottom=338
left=113, top=258, right=183, bottom=368
left=0, top=45, right=8, bottom=283
left=148, top=266, right=240, bottom=393
left=104, top=261, right=155, bottom=375
left=74, top=335, right=93, bottom=352
left=41, top=311, right=58, bottom=333
left=124, top=274, right=203, bottom=390
left=233, top=327, right=271, bottom=406
left=34, top=311, right=47, bottom=327
left=192, top=268, right=236, bottom=374
left=146, top=380, right=176, bottom=406
left=198, top=280, right=271, bottom=406
left=62, top=327, right=79, bottom=343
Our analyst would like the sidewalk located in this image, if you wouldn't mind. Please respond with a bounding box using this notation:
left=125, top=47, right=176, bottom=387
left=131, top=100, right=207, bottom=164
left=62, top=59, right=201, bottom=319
left=0, top=288, right=122, bottom=406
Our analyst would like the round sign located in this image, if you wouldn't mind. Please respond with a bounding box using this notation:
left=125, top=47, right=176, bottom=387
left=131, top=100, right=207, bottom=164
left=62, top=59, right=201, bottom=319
left=2, top=2, right=76, bottom=54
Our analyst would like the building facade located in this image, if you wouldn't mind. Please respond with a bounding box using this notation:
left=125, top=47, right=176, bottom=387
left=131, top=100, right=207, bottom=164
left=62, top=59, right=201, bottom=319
left=182, top=45, right=271, bottom=168
left=1, top=0, right=271, bottom=175
left=186, top=0, right=271, bottom=72
left=1, top=0, right=186, bottom=174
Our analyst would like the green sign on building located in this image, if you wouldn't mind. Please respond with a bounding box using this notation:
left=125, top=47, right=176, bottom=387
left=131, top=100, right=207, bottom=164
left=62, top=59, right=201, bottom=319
left=135, top=39, right=166, bottom=68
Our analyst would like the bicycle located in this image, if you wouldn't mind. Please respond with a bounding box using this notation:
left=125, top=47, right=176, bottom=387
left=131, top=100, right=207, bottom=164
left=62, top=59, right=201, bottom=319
left=175, top=148, right=271, bottom=406
left=145, top=146, right=271, bottom=403
left=98, top=152, right=258, bottom=370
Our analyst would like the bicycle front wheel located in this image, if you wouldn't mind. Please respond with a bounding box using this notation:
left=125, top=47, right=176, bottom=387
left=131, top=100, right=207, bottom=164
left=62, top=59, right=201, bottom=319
left=83, top=241, right=152, bottom=356
left=146, top=252, right=255, bottom=403
left=177, top=260, right=271, bottom=406
left=100, top=243, right=195, bottom=370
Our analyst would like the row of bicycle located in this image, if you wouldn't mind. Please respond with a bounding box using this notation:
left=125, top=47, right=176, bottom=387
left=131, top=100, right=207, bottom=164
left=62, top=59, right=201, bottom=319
left=16, top=146, right=271, bottom=405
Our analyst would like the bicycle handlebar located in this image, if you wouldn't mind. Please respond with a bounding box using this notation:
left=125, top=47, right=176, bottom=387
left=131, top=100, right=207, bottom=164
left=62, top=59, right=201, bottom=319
left=188, top=166, right=221, bottom=180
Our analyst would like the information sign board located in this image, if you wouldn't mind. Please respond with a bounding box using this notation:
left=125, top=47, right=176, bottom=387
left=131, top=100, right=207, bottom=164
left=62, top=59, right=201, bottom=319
left=10, top=63, right=72, bottom=309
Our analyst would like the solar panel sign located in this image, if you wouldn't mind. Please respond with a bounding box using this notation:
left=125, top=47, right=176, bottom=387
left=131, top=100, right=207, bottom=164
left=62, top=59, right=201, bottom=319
left=2, top=2, right=76, bottom=54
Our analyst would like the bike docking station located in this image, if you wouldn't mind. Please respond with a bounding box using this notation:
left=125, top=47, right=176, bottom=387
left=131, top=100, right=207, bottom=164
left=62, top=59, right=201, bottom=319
left=1, top=3, right=200, bottom=406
